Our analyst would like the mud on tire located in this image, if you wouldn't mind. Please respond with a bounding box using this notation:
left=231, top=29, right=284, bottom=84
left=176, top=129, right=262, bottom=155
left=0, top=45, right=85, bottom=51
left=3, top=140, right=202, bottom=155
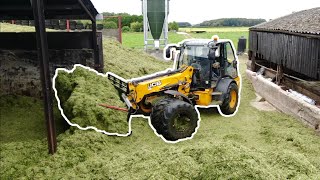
left=150, top=98, right=199, bottom=141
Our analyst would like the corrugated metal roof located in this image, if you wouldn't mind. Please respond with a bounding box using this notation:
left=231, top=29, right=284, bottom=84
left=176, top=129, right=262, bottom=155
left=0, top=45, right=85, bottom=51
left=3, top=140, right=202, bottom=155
left=250, top=7, right=320, bottom=35
left=0, top=0, right=99, bottom=20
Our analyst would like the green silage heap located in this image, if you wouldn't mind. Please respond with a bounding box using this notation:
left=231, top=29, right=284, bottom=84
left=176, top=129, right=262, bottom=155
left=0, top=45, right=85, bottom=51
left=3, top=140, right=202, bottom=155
left=103, top=38, right=171, bottom=79
left=55, top=67, right=129, bottom=134
left=55, top=39, right=172, bottom=133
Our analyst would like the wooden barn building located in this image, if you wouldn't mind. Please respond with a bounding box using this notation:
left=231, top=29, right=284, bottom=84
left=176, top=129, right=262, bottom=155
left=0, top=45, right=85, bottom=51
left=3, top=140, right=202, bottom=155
left=248, top=7, right=320, bottom=81
left=246, top=7, right=320, bottom=130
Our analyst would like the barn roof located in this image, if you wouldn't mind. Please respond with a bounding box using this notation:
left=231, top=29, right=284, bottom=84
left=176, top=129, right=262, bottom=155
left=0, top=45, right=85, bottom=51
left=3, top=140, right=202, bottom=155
left=250, top=7, right=320, bottom=35
left=0, top=0, right=99, bottom=20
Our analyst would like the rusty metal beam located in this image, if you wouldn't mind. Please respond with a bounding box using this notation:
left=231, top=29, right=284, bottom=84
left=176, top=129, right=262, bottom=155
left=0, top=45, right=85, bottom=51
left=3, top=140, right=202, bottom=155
left=118, top=16, right=122, bottom=44
left=32, top=0, right=57, bottom=154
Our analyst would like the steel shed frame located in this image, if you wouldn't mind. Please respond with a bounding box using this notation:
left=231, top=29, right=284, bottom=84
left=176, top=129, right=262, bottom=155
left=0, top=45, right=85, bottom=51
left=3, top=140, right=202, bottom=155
left=0, top=0, right=102, bottom=154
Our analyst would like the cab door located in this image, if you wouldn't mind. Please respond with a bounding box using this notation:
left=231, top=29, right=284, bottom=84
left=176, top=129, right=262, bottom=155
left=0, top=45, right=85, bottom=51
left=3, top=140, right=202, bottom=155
left=222, top=42, right=238, bottom=78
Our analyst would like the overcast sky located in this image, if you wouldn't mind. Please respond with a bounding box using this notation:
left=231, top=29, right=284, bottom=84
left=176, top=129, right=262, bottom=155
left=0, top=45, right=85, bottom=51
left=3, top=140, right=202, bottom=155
left=91, top=0, right=320, bottom=24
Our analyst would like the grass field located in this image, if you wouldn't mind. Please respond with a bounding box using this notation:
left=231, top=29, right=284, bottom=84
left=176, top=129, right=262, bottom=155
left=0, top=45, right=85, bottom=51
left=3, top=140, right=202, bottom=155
left=122, top=32, right=186, bottom=49
left=1, top=24, right=319, bottom=179
left=123, top=27, right=249, bottom=49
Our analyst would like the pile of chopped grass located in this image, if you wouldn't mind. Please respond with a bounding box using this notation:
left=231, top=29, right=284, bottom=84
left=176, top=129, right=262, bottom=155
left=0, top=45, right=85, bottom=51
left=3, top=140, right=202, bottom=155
left=0, top=23, right=56, bottom=32
left=0, top=95, right=46, bottom=143
left=55, top=67, right=129, bottom=134
left=104, top=39, right=171, bottom=79
left=1, top=37, right=319, bottom=179
left=2, top=126, right=319, bottom=179
left=0, top=23, right=36, bottom=32
left=54, top=39, right=172, bottom=133
left=0, top=95, right=66, bottom=143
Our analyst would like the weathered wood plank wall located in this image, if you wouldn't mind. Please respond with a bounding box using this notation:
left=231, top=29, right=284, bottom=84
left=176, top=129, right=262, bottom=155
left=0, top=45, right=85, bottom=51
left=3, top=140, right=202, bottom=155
left=249, top=30, right=320, bottom=80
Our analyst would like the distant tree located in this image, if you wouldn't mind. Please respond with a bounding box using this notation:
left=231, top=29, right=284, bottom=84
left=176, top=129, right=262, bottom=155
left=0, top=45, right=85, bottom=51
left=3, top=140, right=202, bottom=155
left=122, top=16, right=133, bottom=27
left=169, top=21, right=179, bottom=31
left=131, top=15, right=143, bottom=23
left=102, top=12, right=115, bottom=16
left=130, top=21, right=143, bottom=32
left=117, top=12, right=131, bottom=16
left=102, top=12, right=143, bottom=28
left=104, top=21, right=117, bottom=29
left=177, top=22, right=192, bottom=27
left=122, top=26, right=131, bottom=32
left=103, top=12, right=130, bottom=17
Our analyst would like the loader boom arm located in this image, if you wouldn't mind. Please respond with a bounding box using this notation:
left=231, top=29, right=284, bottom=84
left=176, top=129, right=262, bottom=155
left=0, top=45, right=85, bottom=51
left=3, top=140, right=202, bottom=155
left=127, top=66, right=194, bottom=105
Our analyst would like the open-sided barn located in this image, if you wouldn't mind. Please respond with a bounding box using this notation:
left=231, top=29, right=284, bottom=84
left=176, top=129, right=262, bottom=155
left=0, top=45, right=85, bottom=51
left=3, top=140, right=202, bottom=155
left=249, top=7, right=320, bottom=80
left=0, top=0, right=103, bottom=154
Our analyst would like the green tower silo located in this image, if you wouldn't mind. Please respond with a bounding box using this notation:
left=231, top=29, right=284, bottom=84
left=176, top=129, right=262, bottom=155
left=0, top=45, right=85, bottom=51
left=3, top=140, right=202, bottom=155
left=147, top=0, right=166, bottom=40
left=142, top=0, right=169, bottom=49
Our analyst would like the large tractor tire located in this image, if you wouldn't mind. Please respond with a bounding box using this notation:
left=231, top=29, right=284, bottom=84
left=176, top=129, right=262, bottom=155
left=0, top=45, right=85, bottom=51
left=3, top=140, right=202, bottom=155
left=220, top=83, right=239, bottom=115
left=150, top=98, right=199, bottom=141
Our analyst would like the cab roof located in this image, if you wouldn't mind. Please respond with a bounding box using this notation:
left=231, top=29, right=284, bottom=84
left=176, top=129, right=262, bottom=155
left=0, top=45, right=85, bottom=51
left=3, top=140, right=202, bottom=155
left=181, top=39, right=230, bottom=46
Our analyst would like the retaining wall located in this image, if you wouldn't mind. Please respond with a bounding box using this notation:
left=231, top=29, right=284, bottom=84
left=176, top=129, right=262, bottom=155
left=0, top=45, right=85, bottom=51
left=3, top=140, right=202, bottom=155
left=246, top=69, right=320, bottom=131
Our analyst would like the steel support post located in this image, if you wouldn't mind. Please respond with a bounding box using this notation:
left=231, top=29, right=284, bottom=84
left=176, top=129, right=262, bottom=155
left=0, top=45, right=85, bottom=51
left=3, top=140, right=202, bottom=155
left=32, top=0, right=57, bottom=154
left=142, top=0, right=148, bottom=50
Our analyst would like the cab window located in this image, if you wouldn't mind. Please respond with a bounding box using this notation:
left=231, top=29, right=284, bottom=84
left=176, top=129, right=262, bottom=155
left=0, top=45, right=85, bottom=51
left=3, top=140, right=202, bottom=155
left=224, top=42, right=235, bottom=63
left=224, top=42, right=238, bottom=78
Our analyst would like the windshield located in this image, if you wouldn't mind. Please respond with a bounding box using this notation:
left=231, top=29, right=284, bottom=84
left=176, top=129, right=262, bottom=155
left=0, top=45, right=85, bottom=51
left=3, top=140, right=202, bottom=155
left=178, top=46, right=209, bottom=68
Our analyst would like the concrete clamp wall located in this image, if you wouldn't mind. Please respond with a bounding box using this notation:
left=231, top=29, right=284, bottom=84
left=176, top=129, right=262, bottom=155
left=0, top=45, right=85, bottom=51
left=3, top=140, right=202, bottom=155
left=246, top=69, right=320, bottom=131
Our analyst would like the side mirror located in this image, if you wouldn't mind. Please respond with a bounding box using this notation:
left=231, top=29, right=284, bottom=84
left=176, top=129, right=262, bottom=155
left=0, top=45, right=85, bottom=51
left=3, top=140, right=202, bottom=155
left=164, top=45, right=178, bottom=61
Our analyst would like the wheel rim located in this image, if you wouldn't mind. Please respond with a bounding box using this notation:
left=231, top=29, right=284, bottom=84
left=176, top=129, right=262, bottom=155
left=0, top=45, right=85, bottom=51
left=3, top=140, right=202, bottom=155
left=229, top=90, right=237, bottom=109
left=173, top=114, right=191, bottom=132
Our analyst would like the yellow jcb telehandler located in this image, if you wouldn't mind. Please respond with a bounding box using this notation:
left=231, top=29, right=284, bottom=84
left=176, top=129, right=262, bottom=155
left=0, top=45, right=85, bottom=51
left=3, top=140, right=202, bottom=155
left=107, top=36, right=240, bottom=141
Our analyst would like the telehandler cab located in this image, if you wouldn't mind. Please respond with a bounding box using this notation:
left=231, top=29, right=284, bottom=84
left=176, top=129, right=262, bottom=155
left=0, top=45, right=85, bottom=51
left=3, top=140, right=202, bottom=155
left=107, top=36, right=240, bottom=141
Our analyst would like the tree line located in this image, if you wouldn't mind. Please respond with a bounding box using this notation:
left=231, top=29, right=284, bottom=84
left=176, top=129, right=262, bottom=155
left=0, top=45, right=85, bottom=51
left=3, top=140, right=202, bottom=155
left=199, top=18, right=266, bottom=27
left=102, top=12, right=266, bottom=32
left=102, top=12, right=179, bottom=32
left=102, top=12, right=143, bottom=32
